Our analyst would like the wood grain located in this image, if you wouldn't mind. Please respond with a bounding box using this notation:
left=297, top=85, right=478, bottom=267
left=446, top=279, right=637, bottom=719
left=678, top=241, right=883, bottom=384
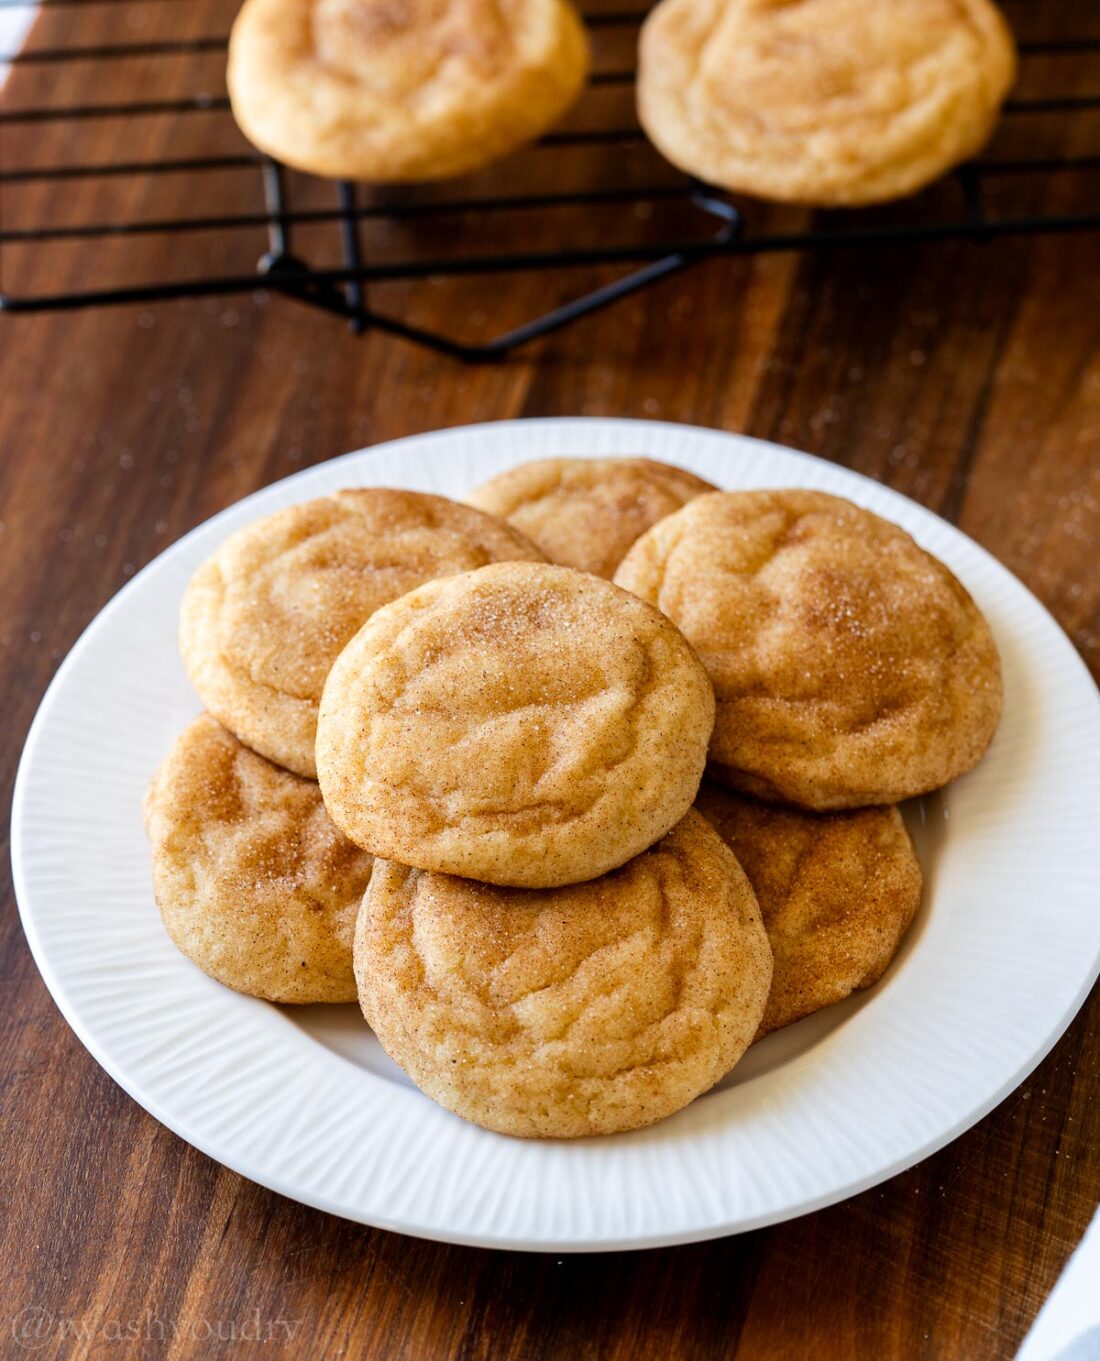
left=1, top=2, right=1098, bottom=1357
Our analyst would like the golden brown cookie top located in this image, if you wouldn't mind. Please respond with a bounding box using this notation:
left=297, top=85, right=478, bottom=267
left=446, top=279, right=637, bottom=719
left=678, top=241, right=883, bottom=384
left=614, top=489, right=1002, bottom=808
left=466, top=457, right=716, bottom=578
left=317, top=560, right=716, bottom=886
left=637, top=0, right=1016, bottom=205
left=312, top=0, right=511, bottom=94
left=355, top=811, right=772, bottom=1137
left=696, top=783, right=922, bottom=1036
left=180, top=488, right=543, bottom=778
left=227, top=0, right=589, bottom=180
left=144, top=715, right=373, bottom=1004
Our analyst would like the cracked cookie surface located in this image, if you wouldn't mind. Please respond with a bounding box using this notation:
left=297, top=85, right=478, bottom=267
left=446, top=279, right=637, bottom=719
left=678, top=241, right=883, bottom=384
left=637, top=0, right=1016, bottom=206
left=144, top=714, right=373, bottom=1003
left=180, top=489, right=543, bottom=778
left=614, top=489, right=1002, bottom=808
left=317, top=560, right=716, bottom=886
left=696, top=783, right=922, bottom=1036
left=228, top=0, right=589, bottom=181
left=466, top=457, right=716, bottom=578
left=355, top=810, right=771, bottom=1137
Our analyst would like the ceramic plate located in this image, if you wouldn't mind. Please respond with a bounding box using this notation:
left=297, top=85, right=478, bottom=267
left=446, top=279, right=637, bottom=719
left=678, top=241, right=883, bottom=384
left=12, top=419, right=1100, bottom=1251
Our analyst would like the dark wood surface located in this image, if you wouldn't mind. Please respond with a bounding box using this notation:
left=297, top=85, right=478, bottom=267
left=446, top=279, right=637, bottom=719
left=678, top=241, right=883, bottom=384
left=2, top=2, right=1098, bottom=1357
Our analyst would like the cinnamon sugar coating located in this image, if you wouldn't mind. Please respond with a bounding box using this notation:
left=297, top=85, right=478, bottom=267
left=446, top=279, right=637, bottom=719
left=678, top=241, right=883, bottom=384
left=614, top=489, right=1002, bottom=809
left=696, top=783, right=922, bottom=1036
left=355, top=811, right=772, bottom=1137
left=228, top=0, right=589, bottom=181
left=466, top=457, right=716, bottom=578
left=317, top=561, right=716, bottom=886
left=144, top=715, right=373, bottom=1003
left=180, top=489, right=543, bottom=778
left=637, top=0, right=1016, bottom=206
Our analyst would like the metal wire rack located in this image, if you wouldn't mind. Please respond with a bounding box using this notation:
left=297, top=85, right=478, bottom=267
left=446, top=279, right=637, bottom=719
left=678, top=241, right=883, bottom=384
left=1, top=0, right=1098, bottom=359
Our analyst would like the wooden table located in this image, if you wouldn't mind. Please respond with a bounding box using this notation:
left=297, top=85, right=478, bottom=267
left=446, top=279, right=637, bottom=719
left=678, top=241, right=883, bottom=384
left=2, top=2, right=1098, bottom=1356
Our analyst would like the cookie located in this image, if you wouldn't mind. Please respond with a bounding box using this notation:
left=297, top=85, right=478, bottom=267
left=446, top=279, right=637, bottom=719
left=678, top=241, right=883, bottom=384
left=696, top=783, right=922, bottom=1036
left=466, top=457, right=717, bottom=579
left=144, top=715, right=373, bottom=1004
left=355, top=811, right=772, bottom=1137
left=180, top=489, right=542, bottom=779
left=614, top=489, right=1002, bottom=809
left=227, top=0, right=589, bottom=182
left=637, top=0, right=1016, bottom=206
left=317, top=560, right=715, bottom=886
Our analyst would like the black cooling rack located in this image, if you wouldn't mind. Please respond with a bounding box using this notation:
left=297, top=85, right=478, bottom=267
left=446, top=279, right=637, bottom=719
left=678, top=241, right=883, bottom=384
left=1, top=0, right=1099, bottom=359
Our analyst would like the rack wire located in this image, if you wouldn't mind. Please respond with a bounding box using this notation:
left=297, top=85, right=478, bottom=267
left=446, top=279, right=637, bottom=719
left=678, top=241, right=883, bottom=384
left=1, top=0, right=1098, bottom=359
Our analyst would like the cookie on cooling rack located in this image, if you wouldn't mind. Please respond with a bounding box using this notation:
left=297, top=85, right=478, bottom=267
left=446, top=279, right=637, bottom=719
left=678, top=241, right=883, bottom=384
left=466, top=457, right=717, bottom=579
left=614, top=489, right=1002, bottom=809
left=144, top=715, right=373, bottom=1004
left=637, top=0, right=1016, bottom=205
left=696, top=783, right=922, bottom=1037
left=355, top=811, right=772, bottom=1137
left=317, top=561, right=715, bottom=886
left=227, top=0, right=589, bottom=181
left=180, top=489, right=543, bottom=778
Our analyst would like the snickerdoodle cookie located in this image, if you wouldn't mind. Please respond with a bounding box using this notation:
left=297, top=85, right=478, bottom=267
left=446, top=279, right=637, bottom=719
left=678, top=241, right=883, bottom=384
left=180, top=489, right=542, bottom=779
left=144, top=715, right=373, bottom=1003
left=637, top=0, right=1016, bottom=206
left=227, top=0, right=589, bottom=182
left=696, top=783, right=922, bottom=1036
left=317, top=561, right=715, bottom=886
left=614, top=490, right=1002, bottom=809
left=466, top=457, right=717, bottom=578
left=355, top=811, right=771, bottom=1137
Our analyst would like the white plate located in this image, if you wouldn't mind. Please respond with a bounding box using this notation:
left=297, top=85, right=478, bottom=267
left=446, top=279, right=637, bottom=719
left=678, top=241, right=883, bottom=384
left=13, top=419, right=1100, bottom=1252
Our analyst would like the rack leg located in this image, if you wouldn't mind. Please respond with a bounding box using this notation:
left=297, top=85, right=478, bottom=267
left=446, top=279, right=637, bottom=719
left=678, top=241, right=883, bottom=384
left=338, top=182, right=367, bottom=335
left=257, top=158, right=308, bottom=277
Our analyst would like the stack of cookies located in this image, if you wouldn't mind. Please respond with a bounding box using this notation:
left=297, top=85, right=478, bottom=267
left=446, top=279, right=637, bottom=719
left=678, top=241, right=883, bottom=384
left=145, top=458, right=1002, bottom=1138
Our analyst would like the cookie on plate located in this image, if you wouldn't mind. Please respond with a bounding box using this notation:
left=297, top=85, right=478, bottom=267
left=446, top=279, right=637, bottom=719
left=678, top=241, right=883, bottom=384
left=637, top=0, right=1016, bottom=206
left=317, top=561, right=715, bottom=886
left=227, top=0, right=589, bottom=182
left=466, top=457, right=717, bottom=578
left=355, top=811, right=772, bottom=1137
left=180, top=489, right=543, bottom=779
left=614, top=489, right=1002, bottom=809
left=144, top=714, right=373, bottom=1004
left=696, top=783, right=922, bottom=1036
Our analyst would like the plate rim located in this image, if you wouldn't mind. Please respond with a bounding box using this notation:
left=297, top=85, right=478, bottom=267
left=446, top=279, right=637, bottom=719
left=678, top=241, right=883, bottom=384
left=12, top=416, right=1100, bottom=1252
